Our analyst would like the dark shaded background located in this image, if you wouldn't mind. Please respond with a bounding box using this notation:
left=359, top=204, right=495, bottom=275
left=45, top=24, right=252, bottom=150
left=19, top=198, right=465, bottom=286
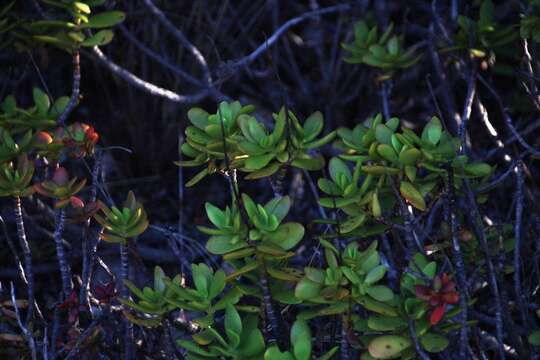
left=0, top=1, right=539, bottom=357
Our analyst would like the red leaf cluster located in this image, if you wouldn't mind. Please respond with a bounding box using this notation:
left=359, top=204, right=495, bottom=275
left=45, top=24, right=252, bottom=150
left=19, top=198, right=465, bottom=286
left=414, top=272, right=459, bottom=325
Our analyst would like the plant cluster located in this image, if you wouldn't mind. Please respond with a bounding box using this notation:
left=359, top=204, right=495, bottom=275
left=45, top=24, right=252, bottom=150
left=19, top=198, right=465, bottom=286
left=0, top=1, right=539, bottom=360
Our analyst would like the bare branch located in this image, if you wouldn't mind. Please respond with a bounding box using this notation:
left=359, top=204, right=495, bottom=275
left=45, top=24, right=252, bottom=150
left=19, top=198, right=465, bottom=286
left=90, top=46, right=211, bottom=103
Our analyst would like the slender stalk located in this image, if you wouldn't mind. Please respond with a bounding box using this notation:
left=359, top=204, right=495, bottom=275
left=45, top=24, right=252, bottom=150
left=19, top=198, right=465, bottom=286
left=178, top=134, right=185, bottom=276
left=258, top=257, right=289, bottom=350
left=445, top=166, right=468, bottom=358
left=380, top=80, right=392, bottom=120
left=340, top=307, right=351, bottom=360
left=120, top=242, right=134, bottom=360
left=49, top=301, right=60, bottom=359
left=458, top=67, right=476, bottom=151
left=390, top=179, right=421, bottom=255
left=57, top=52, right=80, bottom=126
left=80, top=155, right=102, bottom=306
left=54, top=208, right=72, bottom=299
left=463, top=181, right=505, bottom=359
left=0, top=215, right=26, bottom=285
left=13, top=197, right=34, bottom=324
left=10, top=283, right=37, bottom=360
left=407, top=319, right=431, bottom=360
left=64, top=313, right=104, bottom=359
left=496, top=226, right=527, bottom=356
left=513, top=161, right=528, bottom=328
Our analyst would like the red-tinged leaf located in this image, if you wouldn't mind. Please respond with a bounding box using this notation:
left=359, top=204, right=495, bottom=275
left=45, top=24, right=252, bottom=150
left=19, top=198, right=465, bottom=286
left=53, top=167, right=69, bottom=185
left=33, top=183, right=50, bottom=196
left=414, top=285, right=432, bottom=301
left=100, top=232, right=126, bottom=244
left=70, top=196, right=85, bottom=208
left=35, top=131, right=53, bottom=145
left=430, top=295, right=442, bottom=306
left=442, top=292, right=459, bottom=304
left=94, top=282, right=117, bottom=303
left=430, top=304, right=446, bottom=325
left=441, top=273, right=450, bottom=286
left=55, top=198, right=71, bottom=208
left=442, top=281, right=456, bottom=293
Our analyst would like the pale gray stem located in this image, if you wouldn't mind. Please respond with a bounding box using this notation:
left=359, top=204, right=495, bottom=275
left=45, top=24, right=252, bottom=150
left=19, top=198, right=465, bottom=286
left=120, top=242, right=134, bottom=359
left=14, top=197, right=34, bottom=324
left=10, top=282, right=37, bottom=360
left=57, top=52, right=80, bottom=126
left=54, top=208, right=72, bottom=299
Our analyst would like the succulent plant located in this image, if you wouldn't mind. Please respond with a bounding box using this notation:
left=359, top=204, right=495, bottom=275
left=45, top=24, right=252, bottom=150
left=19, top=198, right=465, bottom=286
left=177, top=101, right=254, bottom=186
left=198, top=201, right=249, bottom=255
left=199, top=195, right=304, bottom=256
left=319, top=115, right=493, bottom=239
left=178, top=304, right=265, bottom=360
left=232, top=108, right=334, bottom=179
left=178, top=101, right=334, bottom=185
left=242, top=194, right=304, bottom=249
left=521, top=14, right=540, bottom=43
left=442, top=0, right=518, bottom=60
left=56, top=122, right=99, bottom=157
left=295, top=241, right=394, bottom=316
left=342, top=21, right=421, bottom=78
left=93, top=191, right=149, bottom=243
left=0, top=154, right=34, bottom=197
left=33, top=122, right=99, bottom=161
left=33, top=166, right=86, bottom=208
left=26, top=1, right=125, bottom=52
left=120, top=266, right=183, bottom=327
left=0, top=88, right=65, bottom=132
left=0, top=127, right=33, bottom=163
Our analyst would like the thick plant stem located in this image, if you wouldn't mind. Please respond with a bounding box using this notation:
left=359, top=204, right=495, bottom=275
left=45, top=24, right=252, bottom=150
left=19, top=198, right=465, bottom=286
left=445, top=167, right=468, bottom=358
left=14, top=197, right=34, bottom=324
left=340, top=312, right=350, bottom=360
left=258, top=257, right=288, bottom=350
left=120, top=242, right=134, bottom=360
left=54, top=208, right=72, bottom=299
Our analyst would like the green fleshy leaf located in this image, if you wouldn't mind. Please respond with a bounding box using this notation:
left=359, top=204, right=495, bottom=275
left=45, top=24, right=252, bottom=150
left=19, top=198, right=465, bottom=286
left=366, top=285, right=394, bottom=302
left=291, top=320, right=312, bottom=360
left=399, top=181, right=426, bottom=211
left=81, top=11, right=126, bottom=29
left=420, top=333, right=449, bottom=353
left=267, top=222, right=304, bottom=250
